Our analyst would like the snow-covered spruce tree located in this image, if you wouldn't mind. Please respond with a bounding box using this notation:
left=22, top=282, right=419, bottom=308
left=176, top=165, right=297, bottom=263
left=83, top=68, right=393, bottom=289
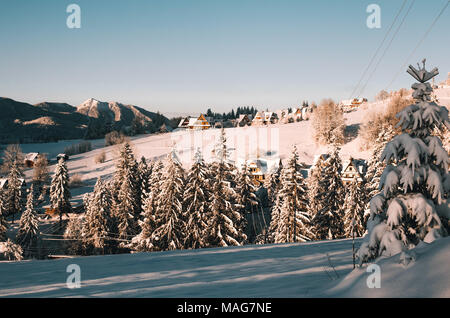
left=357, top=60, right=450, bottom=264
left=64, top=215, right=85, bottom=255
left=264, top=160, right=283, bottom=207
left=343, top=179, right=367, bottom=238
left=138, top=157, right=152, bottom=206
left=311, top=145, right=345, bottom=240
left=272, top=146, right=314, bottom=243
left=83, top=177, right=114, bottom=254
left=0, top=239, right=23, bottom=261
left=151, top=149, right=186, bottom=251
left=364, top=124, right=395, bottom=206
left=4, top=159, right=24, bottom=223
left=205, top=128, right=247, bottom=247
left=307, top=154, right=327, bottom=234
left=16, top=185, right=40, bottom=258
left=50, top=158, right=72, bottom=227
left=236, top=163, right=261, bottom=243
left=112, top=143, right=140, bottom=242
left=129, top=160, right=163, bottom=252
left=182, top=149, right=211, bottom=249
left=0, top=193, right=8, bottom=242
left=267, top=194, right=282, bottom=243
left=112, top=142, right=140, bottom=218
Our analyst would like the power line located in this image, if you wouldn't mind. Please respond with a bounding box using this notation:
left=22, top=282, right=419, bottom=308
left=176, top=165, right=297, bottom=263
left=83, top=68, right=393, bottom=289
left=385, top=0, right=450, bottom=91
left=357, top=0, right=416, bottom=98
left=348, top=0, right=408, bottom=99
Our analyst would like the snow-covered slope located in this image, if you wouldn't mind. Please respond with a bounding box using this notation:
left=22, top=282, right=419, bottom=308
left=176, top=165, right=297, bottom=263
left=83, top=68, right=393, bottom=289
left=0, top=239, right=357, bottom=297
left=326, top=237, right=450, bottom=298
left=1, top=237, right=448, bottom=297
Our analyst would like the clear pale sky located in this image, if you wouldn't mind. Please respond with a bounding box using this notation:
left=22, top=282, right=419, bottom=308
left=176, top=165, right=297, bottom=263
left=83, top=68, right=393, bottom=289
left=0, top=0, right=449, bottom=115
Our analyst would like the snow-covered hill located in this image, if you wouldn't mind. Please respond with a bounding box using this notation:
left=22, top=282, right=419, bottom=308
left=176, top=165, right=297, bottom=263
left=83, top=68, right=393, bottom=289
left=1, top=237, right=448, bottom=297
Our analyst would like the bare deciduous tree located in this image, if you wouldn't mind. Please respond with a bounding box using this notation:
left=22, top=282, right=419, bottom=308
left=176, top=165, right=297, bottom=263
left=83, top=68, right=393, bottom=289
left=312, top=99, right=345, bottom=145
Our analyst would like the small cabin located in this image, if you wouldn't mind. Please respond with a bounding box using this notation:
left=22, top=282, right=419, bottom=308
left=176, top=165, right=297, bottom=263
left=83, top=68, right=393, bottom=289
left=178, top=114, right=211, bottom=130
left=340, top=98, right=368, bottom=112
left=341, top=158, right=367, bottom=185
left=264, top=112, right=278, bottom=124
left=252, top=111, right=266, bottom=126
left=24, top=152, right=40, bottom=168
left=237, top=114, right=253, bottom=127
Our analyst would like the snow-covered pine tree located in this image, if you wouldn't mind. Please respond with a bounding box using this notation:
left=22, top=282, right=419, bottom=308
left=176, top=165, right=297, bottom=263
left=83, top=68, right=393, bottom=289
left=235, top=162, right=260, bottom=243
left=343, top=179, right=367, bottom=238
left=83, top=177, right=114, bottom=254
left=138, top=157, right=152, bottom=206
left=272, top=146, right=314, bottom=243
left=151, top=149, right=186, bottom=251
left=4, top=159, right=24, bottom=223
left=358, top=60, right=450, bottom=264
left=264, top=160, right=283, bottom=207
left=182, top=149, right=211, bottom=249
left=311, top=145, right=345, bottom=240
left=111, top=143, right=140, bottom=243
left=50, top=157, right=72, bottom=227
left=16, top=185, right=40, bottom=258
left=0, top=239, right=23, bottom=261
left=64, top=215, right=85, bottom=255
left=205, top=129, right=247, bottom=247
left=307, top=154, right=327, bottom=232
left=267, top=194, right=282, bottom=243
left=112, top=142, right=140, bottom=218
left=128, top=160, right=164, bottom=252
left=364, top=124, right=395, bottom=206
left=0, top=192, right=7, bottom=242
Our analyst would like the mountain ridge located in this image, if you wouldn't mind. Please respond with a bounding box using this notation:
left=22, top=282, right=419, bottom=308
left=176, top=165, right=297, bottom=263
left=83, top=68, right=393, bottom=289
left=0, top=97, right=169, bottom=144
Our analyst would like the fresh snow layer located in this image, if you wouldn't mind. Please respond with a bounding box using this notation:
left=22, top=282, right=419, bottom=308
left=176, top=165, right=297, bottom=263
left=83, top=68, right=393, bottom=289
left=1, top=237, right=448, bottom=297
left=0, top=239, right=357, bottom=298
left=326, top=236, right=450, bottom=298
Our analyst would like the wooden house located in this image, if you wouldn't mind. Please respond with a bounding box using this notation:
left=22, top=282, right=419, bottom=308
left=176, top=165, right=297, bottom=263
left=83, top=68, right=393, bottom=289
left=237, top=114, right=253, bottom=127
left=341, top=157, right=367, bottom=185
left=24, top=152, right=40, bottom=168
left=252, top=111, right=266, bottom=126
left=264, top=112, right=278, bottom=124
left=178, top=114, right=212, bottom=130
left=340, top=98, right=368, bottom=112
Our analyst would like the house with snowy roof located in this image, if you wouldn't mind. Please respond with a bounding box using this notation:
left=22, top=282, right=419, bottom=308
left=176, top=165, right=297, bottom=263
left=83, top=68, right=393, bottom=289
left=252, top=111, right=266, bottom=126
left=339, top=98, right=368, bottom=113
left=236, top=114, right=253, bottom=127
left=264, top=112, right=278, bottom=124
left=341, top=157, right=367, bottom=185
left=237, top=157, right=281, bottom=186
left=178, top=114, right=212, bottom=130
left=24, top=152, right=40, bottom=168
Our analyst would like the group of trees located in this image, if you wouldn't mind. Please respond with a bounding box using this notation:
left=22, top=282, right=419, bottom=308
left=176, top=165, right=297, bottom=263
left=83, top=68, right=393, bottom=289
left=0, top=144, right=70, bottom=260
left=206, top=106, right=259, bottom=121
left=64, top=130, right=251, bottom=255
left=266, top=143, right=372, bottom=245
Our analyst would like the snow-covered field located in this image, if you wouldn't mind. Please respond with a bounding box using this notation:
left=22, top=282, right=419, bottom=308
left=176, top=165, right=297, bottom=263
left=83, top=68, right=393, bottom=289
left=0, top=237, right=448, bottom=297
